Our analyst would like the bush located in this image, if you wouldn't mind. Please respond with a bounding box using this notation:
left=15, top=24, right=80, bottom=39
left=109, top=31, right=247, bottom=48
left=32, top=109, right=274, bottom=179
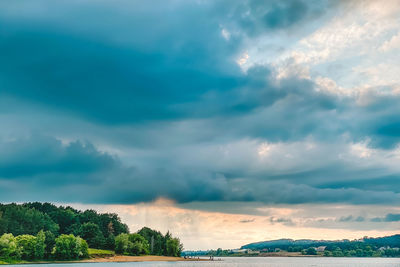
left=16, top=235, right=37, bottom=260
left=76, top=223, right=105, bottom=248
left=115, top=233, right=130, bottom=254
left=53, top=234, right=88, bottom=260
left=305, top=247, right=317, bottom=255
left=44, top=231, right=55, bottom=258
left=115, top=233, right=149, bottom=256
left=35, top=230, right=46, bottom=259
left=0, top=234, right=20, bottom=260
left=166, top=237, right=182, bottom=257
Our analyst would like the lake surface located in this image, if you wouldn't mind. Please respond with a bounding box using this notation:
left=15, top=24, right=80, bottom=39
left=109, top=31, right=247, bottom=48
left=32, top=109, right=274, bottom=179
left=19, top=257, right=400, bottom=266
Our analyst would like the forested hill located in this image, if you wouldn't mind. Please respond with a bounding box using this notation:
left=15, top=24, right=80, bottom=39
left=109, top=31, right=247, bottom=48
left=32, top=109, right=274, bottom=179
left=0, top=202, right=129, bottom=249
left=241, top=235, right=400, bottom=250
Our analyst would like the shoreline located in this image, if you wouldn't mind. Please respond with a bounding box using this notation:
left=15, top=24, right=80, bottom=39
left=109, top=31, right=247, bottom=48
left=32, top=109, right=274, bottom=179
left=81, top=255, right=207, bottom=263
left=0, top=255, right=207, bottom=265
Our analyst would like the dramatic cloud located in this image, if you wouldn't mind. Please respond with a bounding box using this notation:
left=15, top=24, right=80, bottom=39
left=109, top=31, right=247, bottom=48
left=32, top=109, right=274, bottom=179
left=1, top=0, right=400, bottom=225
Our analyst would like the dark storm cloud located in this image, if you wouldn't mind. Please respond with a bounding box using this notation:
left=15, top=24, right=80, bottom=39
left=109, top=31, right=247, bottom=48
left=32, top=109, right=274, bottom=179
left=1, top=135, right=400, bottom=205
left=0, top=0, right=400, bottom=206
left=0, top=135, right=116, bottom=178
left=0, top=0, right=394, bottom=148
left=0, top=135, right=229, bottom=203
left=0, top=0, right=331, bottom=124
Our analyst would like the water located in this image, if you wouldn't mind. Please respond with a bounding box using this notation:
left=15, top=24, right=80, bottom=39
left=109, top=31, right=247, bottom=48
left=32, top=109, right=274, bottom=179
left=18, top=257, right=400, bottom=267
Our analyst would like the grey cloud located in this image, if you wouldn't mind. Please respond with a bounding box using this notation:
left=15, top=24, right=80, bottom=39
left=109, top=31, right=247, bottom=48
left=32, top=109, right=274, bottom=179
left=371, top=213, right=400, bottom=222
left=1, top=0, right=400, bottom=208
left=269, top=217, right=295, bottom=226
left=338, top=215, right=365, bottom=222
left=1, top=135, right=400, bottom=205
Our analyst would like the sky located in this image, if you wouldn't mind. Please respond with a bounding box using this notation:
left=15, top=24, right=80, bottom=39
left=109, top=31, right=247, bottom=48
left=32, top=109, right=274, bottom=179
left=0, top=0, right=400, bottom=250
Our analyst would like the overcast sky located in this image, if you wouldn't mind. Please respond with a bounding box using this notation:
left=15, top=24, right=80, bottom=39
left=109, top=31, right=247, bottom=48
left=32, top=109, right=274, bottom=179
left=1, top=0, right=400, bottom=249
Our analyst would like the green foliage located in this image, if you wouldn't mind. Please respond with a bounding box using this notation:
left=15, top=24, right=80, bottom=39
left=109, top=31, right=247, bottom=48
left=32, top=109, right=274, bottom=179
left=137, top=227, right=164, bottom=255
left=88, top=248, right=115, bottom=257
left=0, top=203, right=185, bottom=261
left=115, top=233, right=149, bottom=256
left=0, top=204, right=59, bottom=236
left=115, top=233, right=130, bottom=254
left=0, top=234, right=20, bottom=260
left=135, top=228, right=183, bottom=257
left=79, top=237, right=89, bottom=259
left=104, top=234, right=116, bottom=250
left=53, top=234, right=88, bottom=260
left=166, top=237, right=182, bottom=257
left=129, top=234, right=150, bottom=255
left=305, top=247, right=317, bottom=255
left=331, top=248, right=343, bottom=257
left=35, top=230, right=46, bottom=259
left=324, top=250, right=332, bottom=257
left=76, top=223, right=105, bottom=248
left=43, top=230, right=56, bottom=258
left=16, top=235, right=36, bottom=260
left=0, top=203, right=129, bottom=250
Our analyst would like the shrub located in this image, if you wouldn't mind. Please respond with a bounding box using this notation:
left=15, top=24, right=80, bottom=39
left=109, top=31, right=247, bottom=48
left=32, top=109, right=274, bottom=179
left=53, top=234, right=88, bottom=260
left=166, top=237, right=182, bottom=257
left=0, top=233, right=20, bottom=260
left=16, top=234, right=36, bottom=260
left=44, top=231, right=55, bottom=258
left=76, top=223, right=105, bottom=249
left=115, top=233, right=149, bottom=256
left=35, top=230, right=46, bottom=259
left=305, top=247, right=317, bottom=255
left=115, top=233, right=130, bottom=254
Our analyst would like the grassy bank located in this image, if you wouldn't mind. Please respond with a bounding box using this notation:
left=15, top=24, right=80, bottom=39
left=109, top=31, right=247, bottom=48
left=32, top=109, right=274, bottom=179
left=88, top=248, right=115, bottom=258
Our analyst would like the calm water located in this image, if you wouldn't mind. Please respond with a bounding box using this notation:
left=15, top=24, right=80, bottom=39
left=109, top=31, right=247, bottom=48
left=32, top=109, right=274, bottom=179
left=18, top=257, right=400, bottom=267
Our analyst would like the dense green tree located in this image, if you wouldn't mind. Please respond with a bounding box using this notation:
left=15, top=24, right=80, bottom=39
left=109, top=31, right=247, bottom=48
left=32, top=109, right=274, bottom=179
left=305, top=247, right=317, bottom=255
left=0, top=204, right=59, bottom=236
left=53, top=234, right=88, bottom=260
left=332, top=248, right=344, bottom=257
left=0, top=233, right=20, bottom=260
left=115, top=233, right=130, bottom=254
left=128, top=234, right=150, bottom=255
left=324, top=250, right=332, bottom=257
left=165, top=237, right=183, bottom=257
left=34, top=230, right=46, bottom=260
left=115, top=233, right=149, bottom=256
left=104, top=234, right=116, bottom=250
left=76, top=222, right=105, bottom=248
left=16, top=234, right=37, bottom=260
left=43, top=231, right=56, bottom=258
left=0, top=212, right=7, bottom=234
left=355, top=248, right=364, bottom=257
left=2, top=202, right=129, bottom=250
left=137, top=227, right=164, bottom=255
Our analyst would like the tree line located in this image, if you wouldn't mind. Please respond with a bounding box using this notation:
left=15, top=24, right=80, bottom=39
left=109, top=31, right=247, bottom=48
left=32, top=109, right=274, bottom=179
left=0, top=203, right=183, bottom=262
left=0, top=202, right=129, bottom=250
left=0, top=231, right=88, bottom=262
left=115, top=227, right=183, bottom=257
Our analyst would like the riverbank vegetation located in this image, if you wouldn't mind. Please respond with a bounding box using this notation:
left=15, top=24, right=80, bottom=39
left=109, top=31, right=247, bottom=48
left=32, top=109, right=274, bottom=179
left=0, top=203, right=183, bottom=263
left=183, top=235, right=400, bottom=258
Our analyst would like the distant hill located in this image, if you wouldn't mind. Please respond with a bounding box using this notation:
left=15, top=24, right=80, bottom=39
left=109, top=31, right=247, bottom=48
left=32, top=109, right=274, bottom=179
left=241, top=234, right=400, bottom=250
